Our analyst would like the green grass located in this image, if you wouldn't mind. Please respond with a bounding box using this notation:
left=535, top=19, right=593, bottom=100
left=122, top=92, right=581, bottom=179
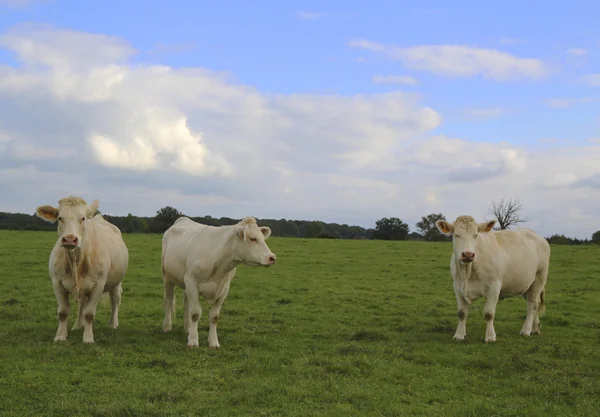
left=1, top=230, right=600, bottom=416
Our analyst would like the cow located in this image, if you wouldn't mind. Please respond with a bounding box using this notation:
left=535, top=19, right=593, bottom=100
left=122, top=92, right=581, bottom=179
left=161, top=216, right=277, bottom=349
left=35, top=196, right=129, bottom=344
left=436, top=215, right=550, bottom=343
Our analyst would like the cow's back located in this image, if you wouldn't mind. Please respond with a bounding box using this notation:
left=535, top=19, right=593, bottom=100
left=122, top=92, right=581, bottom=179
left=488, top=228, right=550, bottom=295
left=162, top=217, right=207, bottom=285
left=90, top=215, right=129, bottom=288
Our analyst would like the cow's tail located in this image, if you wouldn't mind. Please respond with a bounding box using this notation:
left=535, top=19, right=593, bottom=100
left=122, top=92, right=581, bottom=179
left=538, top=287, right=546, bottom=316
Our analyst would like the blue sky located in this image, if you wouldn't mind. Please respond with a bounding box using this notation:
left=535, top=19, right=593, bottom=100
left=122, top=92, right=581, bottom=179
left=1, top=0, right=600, bottom=237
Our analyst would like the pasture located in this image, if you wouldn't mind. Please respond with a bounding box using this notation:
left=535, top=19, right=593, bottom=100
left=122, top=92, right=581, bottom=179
left=1, top=230, right=599, bottom=416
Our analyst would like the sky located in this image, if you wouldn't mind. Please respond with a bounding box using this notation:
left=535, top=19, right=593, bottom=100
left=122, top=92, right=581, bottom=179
left=1, top=0, right=600, bottom=238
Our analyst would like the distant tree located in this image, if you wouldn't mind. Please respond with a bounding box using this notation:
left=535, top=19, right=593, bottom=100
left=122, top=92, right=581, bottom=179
left=150, top=206, right=184, bottom=233
left=592, top=230, right=600, bottom=244
left=416, top=213, right=448, bottom=241
left=373, top=217, right=409, bottom=241
left=489, top=197, right=528, bottom=230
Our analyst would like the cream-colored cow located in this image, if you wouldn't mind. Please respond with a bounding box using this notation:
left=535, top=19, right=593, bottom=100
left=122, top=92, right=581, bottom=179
left=36, top=196, right=129, bottom=344
left=436, top=215, right=550, bottom=343
left=161, top=216, right=277, bottom=349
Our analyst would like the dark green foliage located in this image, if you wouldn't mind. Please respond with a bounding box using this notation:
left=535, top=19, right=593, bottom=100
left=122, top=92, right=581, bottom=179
left=415, top=213, right=450, bottom=242
left=1, top=231, right=600, bottom=416
left=373, top=217, right=409, bottom=240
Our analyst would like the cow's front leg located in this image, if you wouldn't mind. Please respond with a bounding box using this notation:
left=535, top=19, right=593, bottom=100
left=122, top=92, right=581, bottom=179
left=81, top=283, right=104, bottom=344
left=184, top=276, right=202, bottom=348
left=453, top=290, right=470, bottom=341
left=208, top=283, right=231, bottom=349
left=52, top=280, right=70, bottom=342
left=483, top=286, right=501, bottom=343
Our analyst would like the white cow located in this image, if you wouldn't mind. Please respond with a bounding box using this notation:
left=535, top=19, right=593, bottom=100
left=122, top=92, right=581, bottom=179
left=161, top=216, right=277, bottom=348
left=36, top=196, right=129, bottom=344
left=436, top=215, right=550, bottom=343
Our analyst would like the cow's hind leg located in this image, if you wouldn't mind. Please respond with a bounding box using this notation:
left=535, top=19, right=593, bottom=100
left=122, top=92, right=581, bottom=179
left=523, top=270, right=547, bottom=336
left=532, top=286, right=545, bottom=335
left=53, top=280, right=70, bottom=342
left=183, top=290, right=189, bottom=332
left=207, top=283, right=231, bottom=349
left=108, top=283, right=122, bottom=329
left=162, top=280, right=176, bottom=333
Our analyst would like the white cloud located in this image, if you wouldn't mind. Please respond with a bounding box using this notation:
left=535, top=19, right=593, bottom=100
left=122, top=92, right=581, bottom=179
left=464, top=107, right=504, bottom=119
left=1, top=25, right=600, bottom=239
left=295, top=11, right=322, bottom=20
left=349, top=39, right=548, bottom=81
left=372, top=75, right=419, bottom=86
left=567, top=48, right=587, bottom=56
left=542, top=97, right=595, bottom=108
left=582, top=74, right=600, bottom=86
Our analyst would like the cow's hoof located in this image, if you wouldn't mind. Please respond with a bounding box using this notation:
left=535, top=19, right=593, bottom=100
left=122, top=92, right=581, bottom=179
left=453, top=335, right=466, bottom=342
left=208, top=344, right=221, bottom=350
left=53, top=336, right=67, bottom=342
left=485, top=337, right=497, bottom=343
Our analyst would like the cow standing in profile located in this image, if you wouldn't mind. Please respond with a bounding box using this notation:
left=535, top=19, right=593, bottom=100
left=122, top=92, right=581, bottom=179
left=436, top=215, right=550, bottom=343
left=36, top=196, right=129, bottom=344
left=161, top=216, right=277, bottom=349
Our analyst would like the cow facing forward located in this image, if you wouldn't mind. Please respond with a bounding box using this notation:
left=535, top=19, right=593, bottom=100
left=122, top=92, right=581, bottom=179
left=161, top=216, right=277, bottom=348
left=36, top=197, right=129, bottom=343
left=436, top=215, right=550, bottom=343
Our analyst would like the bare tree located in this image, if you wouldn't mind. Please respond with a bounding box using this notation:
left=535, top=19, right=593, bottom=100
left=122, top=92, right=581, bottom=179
left=489, top=197, right=528, bottom=230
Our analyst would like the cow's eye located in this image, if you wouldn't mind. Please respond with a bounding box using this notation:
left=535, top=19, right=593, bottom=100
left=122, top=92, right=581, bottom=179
left=250, top=237, right=257, bottom=242
left=454, top=234, right=461, bottom=239
left=80, top=217, right=85, bottom=222
left=58, top=217, right=63, bottom=222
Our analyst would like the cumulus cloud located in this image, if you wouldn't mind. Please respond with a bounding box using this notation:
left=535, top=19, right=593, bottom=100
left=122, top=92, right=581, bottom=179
left=372, top=75, right=419, bottom=86
left=349, top=39, right=548, bottom=81
left=464, top=107, right=504, bottom=120
left=1, top=24, right=600, bottom=238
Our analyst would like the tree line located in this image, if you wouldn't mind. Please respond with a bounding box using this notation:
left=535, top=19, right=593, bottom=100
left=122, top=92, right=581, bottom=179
left=1, top=198, right=599, bottom=244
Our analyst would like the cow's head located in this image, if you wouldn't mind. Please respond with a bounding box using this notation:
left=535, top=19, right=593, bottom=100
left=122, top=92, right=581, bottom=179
left=35, top=196, right=99, bottom=250
left=233, top=217, right=276, bottom=267
left=436, top=215, right=496, bottom=264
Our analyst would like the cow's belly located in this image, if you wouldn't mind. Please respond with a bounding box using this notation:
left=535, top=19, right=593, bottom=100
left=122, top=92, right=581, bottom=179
left=500, top=274, right=536, bottom=297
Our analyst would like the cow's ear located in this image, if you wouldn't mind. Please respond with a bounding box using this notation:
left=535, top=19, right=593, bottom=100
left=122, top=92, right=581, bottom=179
left=436, top=220, right=453, bottom=235
left=235, top=225, right=247, bottom=241
left=260, top=226, right=272, bottom=239
left=36, top=205, right=59, bottom=223
left=87, top=200, right=100, bottom=219
left=478, top=220, right=496, bottom=232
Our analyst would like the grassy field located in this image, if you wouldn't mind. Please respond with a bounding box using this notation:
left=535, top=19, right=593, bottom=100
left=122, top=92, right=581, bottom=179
left=1, top=230, right=599, bottom=416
